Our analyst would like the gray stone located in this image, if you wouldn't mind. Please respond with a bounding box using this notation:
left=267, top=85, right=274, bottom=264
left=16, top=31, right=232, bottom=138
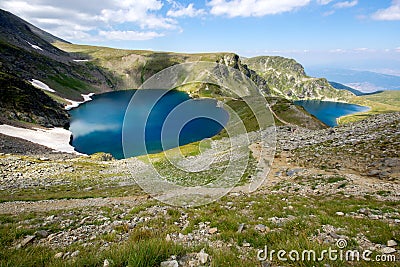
left=208, top=227, right=218, bottom=234
left=70, top=250, right=80, bottom=257
left=35, top=230, right=49, bottom=238
left=20, top=235, right=35, bottom=247
left=160, top=260, right=178, bottom=267
left=237, top=223, right=245, bottom=233
left=286, top=168, right=303, bottom=176
left=387, top=240, right=397, bottom=247
left=46, top=215, right=55, bottom=221
left=166, top=234, right=171, bottom=242
left=54, top=252, right=63, bottom=259
left=368, top=170, right=380, bottom=176
left=197, top=249, right=209, bottom=264
left=330, top=232, right=340, bottom=239
left=381, top=247, right=396, bottom=254
left=359, top=208, right=370, bottom=215
left=255, top=224, right=269, bottom=233
left=335, top=212, right=345, bottom=216
left=103, top=259, right=110, bottom=267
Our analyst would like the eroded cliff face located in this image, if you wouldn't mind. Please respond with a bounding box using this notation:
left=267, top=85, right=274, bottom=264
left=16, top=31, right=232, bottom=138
left=242, top=56, right=354, bottom=101
left=217, top=53, right=271, bottom=95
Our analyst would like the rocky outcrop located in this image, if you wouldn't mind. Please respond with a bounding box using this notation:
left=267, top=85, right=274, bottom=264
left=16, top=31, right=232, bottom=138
left=217, top=53, right=271, bottom=95
left=242, top=56, right=353, bottom=101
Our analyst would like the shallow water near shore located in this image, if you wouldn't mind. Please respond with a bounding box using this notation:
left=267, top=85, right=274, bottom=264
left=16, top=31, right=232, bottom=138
left=68, top=90, right=229, bottom=159
left=294, top=100, right=369, bottom=127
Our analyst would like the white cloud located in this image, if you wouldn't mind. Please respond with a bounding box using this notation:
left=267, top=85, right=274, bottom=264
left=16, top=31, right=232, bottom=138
left=317, top=0, right=333, bottom=5
left=99, top=30, right=164, bottom=41
left=323, top=10, right=335, bottom=16
left=167, top=3, right=205, bottom=18
left=97, top=0, right=178, bottom=30
left=208, top=0, right=311, bottom=17
left=0, top=0, right=178, bottom=42
left=354, top=48, right=367, bottom=51
left=372, top=0, right=400, bottom=21
left=329, top=48, right=347, bottom=53
left=333, top=0, right=358, bottom=9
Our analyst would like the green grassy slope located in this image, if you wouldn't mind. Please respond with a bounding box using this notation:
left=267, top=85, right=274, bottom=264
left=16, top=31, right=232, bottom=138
left=339, top=91, right=400, bottom=124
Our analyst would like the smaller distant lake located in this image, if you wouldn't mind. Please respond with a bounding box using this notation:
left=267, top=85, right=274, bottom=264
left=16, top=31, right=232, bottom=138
left=294, top=100, right=370, bottom=127
left=69, top=90, right=229, bottom=159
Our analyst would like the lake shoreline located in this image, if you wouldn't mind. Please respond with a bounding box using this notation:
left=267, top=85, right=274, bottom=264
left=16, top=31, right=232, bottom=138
left=294, top=99, right=370, bottom=127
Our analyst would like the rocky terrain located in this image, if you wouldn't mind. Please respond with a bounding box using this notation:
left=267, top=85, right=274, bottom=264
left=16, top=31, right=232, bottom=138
left=0, top=112, right=398, bottom=266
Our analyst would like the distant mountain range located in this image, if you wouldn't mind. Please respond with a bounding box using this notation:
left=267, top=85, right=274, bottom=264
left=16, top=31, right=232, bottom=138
left=307, top=67, right=400, bottom=93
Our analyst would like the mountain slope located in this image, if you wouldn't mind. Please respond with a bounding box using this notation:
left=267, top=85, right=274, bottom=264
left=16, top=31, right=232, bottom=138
left=0, top=9, right=116, bottom=100
left=0, top=72, right=69, bottom=127
left=242, top=56, right=353, bottom=101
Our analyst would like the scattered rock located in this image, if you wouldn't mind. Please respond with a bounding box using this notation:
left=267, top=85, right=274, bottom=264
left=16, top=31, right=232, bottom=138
left=387, top=240, right=397, bottom=247
left=335, top=212, right=345, bottom=216
left=20, top=235, right=35, bottom=247
left=255, top=224, right=269, bottom=233
left=286, top=168, right=304, bottom=176
left=208, top=227, right=218, bottom=234
left=381, top=247, right=396, bottom=254
left=46, top=215, right=55, bottom=221
left=237, top=223, right=245, bottom=233
left=35, top=230, right=49, bottom=238
left=166, top=234, right=171, bottom=242
left=243, top=242, right=251, bottom=247
left=103, top=259, right=110, bottom=267
left=329, top=232, right=340, bottom=239
left=54, top=252, right=63, bottom=259
left=197, top=249, right=209, bottom=264
left=70, top=250, right=80, bottom=257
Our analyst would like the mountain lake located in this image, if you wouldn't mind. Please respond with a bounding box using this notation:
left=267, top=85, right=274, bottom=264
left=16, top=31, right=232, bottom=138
left=294, top=100, right=370, bottom=127
left=69, top=90, right=229, bottom=159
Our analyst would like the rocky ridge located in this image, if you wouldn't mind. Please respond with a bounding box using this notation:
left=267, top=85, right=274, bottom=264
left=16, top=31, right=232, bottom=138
left=243, top=56, right=353, bottom=100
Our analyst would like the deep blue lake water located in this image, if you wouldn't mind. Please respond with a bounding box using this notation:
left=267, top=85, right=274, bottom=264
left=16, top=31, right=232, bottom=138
left=69, top=90, right=229, bottom=159
left=294, top=100, right=370, bottom=127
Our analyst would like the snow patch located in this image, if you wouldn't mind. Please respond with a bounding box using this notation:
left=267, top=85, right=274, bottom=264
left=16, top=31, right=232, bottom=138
left=30, top=79, right=56, bottom=93
left=26, top=41, right=43, bottom=51
left=0, top=125, right=82, bottom=154
left=65, top=93, right=95, bottom=110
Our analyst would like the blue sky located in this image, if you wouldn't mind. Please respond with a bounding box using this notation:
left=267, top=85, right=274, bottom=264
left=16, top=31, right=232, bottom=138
left=1, top=0, right=400, bottom=73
